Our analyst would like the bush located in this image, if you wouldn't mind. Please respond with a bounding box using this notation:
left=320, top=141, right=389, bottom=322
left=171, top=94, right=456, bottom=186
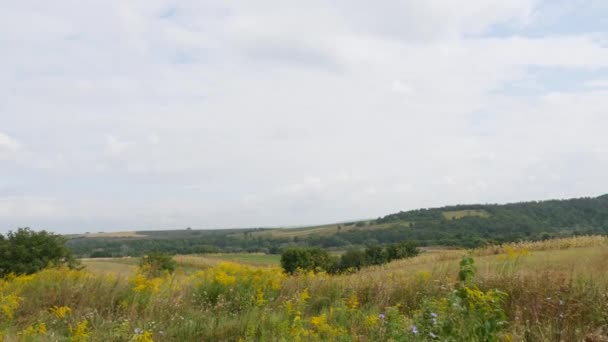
left=364, top=245, right=388, bottom=265
left=280, top=247, right=332, bottom=274
left=338, top=249, right=367, bottom=271
left=386, top=241, right=419, bottom=261
left=0, top=227, right=78, bottom=277
left=139, top=252, right=176, bottom=277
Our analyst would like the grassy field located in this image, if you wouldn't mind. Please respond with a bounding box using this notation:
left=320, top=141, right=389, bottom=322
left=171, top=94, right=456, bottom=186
left=82, top=253, right=281, bottom=276
left=441, top=209, right=490, bottom=220
left=80, top=258, right=138, bottom=277
left=3, top=236, right=608, bottom=341
left=200, top=253, right=281, bottom=265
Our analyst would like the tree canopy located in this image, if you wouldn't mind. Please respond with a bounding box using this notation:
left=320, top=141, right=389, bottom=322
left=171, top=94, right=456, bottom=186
left=0, top=227, right=77, bottom=277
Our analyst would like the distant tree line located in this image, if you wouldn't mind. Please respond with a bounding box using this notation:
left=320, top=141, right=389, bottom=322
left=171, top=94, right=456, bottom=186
left=280, top=241, right=419, bottom=274
left=65, top=194, right=608, bottom=257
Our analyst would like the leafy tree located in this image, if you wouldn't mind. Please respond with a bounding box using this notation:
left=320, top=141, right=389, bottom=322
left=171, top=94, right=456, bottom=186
left=386, top=241, right=419, bottom=261
left=0, top=227, right=78, bottom=277
left=140, top=251, right=176, bottom=277
left=280, top=247, right=331, bottom=274
left=338, top=248, right=367, bottom=271
left=364, top=244, right=388, bottom=265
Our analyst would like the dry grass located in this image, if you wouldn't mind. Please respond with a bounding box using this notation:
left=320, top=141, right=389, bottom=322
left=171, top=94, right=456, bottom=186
left=10, top=235, right=607, bottom=341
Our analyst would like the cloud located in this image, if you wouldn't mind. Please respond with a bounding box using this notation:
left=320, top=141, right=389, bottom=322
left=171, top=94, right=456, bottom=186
left=1, top=1, right=608, bottom=233
left=104, top=135, right=133, bottom=159
left=0, top=133, right=20, bottom=160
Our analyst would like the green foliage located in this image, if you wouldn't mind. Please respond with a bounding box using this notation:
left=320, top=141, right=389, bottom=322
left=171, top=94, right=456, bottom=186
left=338, top=248, right=367, bottom=271
left=458, top=255, right=476, bottom=283
left=364, top=245, right=388, bottom=265
left=280, top=242, right=419, bottom=274
left=280, top=247, right=332, bottom=274
left=411, top=256, right=508, bottom=341
left=0, top=227, right=78, bottom=277
left=386, top=240, right=419, bottom=262
left=139, top=252, right=176, bottom=277
left=66, top=194, right=608, bottom=256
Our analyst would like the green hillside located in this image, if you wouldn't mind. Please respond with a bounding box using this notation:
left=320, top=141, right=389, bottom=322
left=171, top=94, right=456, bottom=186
left=66, top=194, right=608, bottom=257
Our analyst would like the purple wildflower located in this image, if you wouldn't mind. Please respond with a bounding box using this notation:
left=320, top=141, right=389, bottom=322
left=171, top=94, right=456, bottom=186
left=378, top=313, right=385, bottom=320
left=410, top=325, right=418, bottom=335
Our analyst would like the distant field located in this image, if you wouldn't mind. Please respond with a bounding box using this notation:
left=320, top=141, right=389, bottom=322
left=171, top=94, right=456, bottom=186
left=82, top=253, right=281, bottom=276
left=202, top=253, right=280, bottom=265
left=80, top=258, right=138, bottom=276
left=77, top=231, right=146, bottom=238
left=442, top=209, right=489, bottom=220
left=234, top=221, right=392, bottom=240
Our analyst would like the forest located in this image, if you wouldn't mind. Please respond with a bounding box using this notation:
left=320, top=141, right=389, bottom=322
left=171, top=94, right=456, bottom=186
left=66, top=194, right=608, bottom=257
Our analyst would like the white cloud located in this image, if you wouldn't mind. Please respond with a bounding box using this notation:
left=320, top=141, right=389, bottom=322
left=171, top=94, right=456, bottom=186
left=0, top=133, right=20, bottom=160
left=1, top=1, right=608, bottom=233
left=585, top=79, right=608, bottom=89
left=104, top=135, right=133, bottom=159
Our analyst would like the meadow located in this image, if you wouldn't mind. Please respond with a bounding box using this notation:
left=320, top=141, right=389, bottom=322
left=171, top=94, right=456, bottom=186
left=1, top=236, right=607, bottom=341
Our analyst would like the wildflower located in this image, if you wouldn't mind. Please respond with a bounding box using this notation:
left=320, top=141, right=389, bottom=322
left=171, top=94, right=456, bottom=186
left=430, top=312, right=438, bottom=318
left=50, top=305, right=71, bottom=319
left=378, top=313, right=385, bottom=320
left=429, top=332, right=437, bottom=338
left=298, top=289, right=310, bottom=303
left=69, top=319, right=91, bottom=341
left=346, top=293, right=359, bottom=310
left=410, top=325, right=418, bottom=335
left=310, top=314, right=326, bottom=328
left=132, top=330, right=154, bottom=342
left=364, top=314, right=379, bottom=327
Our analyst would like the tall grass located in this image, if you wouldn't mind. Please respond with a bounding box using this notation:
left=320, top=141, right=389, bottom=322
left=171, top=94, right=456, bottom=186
left=1, top=235, right=607, bottom=341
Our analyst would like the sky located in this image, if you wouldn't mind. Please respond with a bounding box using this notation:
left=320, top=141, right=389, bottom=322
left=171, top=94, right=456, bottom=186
left=2, top=1, right=608, bottom=234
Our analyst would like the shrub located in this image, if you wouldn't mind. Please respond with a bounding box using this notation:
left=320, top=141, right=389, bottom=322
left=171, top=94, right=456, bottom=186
left=386, top=241, right=419, bottom=261
left=364, top=245, right=388, bottom=265
left=280, top=247, right=332, bottom=274
left=139, top=252, right=177, bottom=277
left=338, top=249, right=367, bottom=271
left=0, top=228, right=78, bottom=277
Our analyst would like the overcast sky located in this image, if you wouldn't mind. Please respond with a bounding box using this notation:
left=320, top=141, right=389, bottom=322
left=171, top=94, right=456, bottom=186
left=2, top=1, right=608, bottom=234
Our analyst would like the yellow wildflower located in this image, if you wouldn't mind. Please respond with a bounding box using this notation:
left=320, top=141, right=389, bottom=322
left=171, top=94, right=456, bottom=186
left=50, top=305, right=72, bottom=319
left=346, top=293, right=359, bottom=310
left=69, top=319, right=91, bottom=341
left=132, top=330, right=154, bottom=342
left=298, top=288, right=310, bottom=304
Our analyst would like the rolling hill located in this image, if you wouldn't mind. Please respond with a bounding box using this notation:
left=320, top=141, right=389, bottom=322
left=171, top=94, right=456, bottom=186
left=66, top=194, right=608, bottom=257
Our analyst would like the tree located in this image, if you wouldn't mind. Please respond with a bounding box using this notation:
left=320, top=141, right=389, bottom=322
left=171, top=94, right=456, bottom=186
left=338, top=248, right=367, bottom=271
left=386, top=241, right=419, bottom=261
left=280, top=247, right=331, bottom=274
left=364, top=244, right=388, bottom=265
left=0, top=227, right=78, bottom=277
left=140, top=252, right=177, bottom=277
